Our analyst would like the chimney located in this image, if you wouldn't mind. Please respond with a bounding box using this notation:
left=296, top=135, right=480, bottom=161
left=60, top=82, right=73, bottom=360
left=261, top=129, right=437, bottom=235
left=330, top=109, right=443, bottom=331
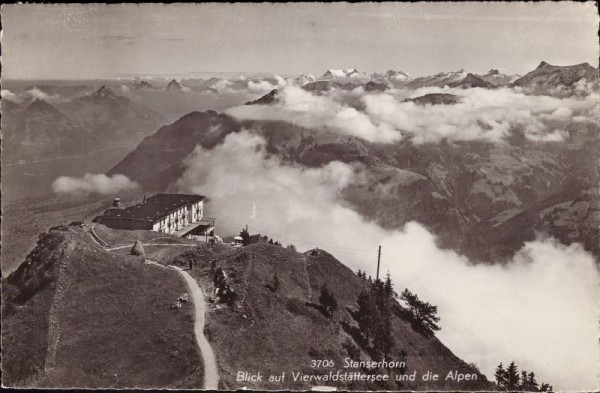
left=143, top=195, right=146, bottom=203
left=113, top=198, right=123, bottom=208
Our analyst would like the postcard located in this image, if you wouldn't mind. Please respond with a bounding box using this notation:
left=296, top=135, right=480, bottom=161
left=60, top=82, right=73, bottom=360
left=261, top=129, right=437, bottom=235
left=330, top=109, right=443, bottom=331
left=1, top=3, right=598, bottom=391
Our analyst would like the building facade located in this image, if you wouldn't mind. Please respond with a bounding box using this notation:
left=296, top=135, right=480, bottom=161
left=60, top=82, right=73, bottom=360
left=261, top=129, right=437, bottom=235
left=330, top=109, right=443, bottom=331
left=96, top=194, right=215, bottom=239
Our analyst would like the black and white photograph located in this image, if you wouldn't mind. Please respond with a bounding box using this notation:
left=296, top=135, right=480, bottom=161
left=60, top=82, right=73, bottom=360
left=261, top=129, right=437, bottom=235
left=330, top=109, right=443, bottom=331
left=1, top=3, right=598, bottom=391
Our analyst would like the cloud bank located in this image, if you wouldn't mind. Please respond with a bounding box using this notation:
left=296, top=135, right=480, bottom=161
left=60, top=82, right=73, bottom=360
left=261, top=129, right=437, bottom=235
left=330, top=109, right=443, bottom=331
left=226, top=86, right=402, bottom=143
left=52, top=173, right=139, bottom=196
left=176, top=131, right=599, bottom=390
left=225, top=85, right=598, bottom=145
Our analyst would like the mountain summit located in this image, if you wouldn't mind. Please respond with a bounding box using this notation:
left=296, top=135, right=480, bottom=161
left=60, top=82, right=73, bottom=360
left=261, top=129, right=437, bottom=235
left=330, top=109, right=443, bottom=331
left=512, top=61, right=598, bottom=88
left=449, top=73, right=495, bottom=89
left=90, top=85, right=117, bottom=99
left=167, top=79, right=184, bottom=91
left=322, top=68, right=362, bottom=78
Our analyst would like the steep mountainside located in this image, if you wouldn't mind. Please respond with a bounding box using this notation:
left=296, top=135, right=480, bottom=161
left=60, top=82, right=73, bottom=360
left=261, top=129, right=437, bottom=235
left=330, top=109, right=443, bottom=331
left=108, top=111, right=241, bottom=191
left=512, top=62, right=598, bottom=89
left=107, top=110, right=599, bottom=262
left=171, top=242, right=491, bottom=390
left=59, top=86, right=166, bottom=146
left=449, top=73, right=495, bottom=89
left=245, top=89, right=280, bottom=105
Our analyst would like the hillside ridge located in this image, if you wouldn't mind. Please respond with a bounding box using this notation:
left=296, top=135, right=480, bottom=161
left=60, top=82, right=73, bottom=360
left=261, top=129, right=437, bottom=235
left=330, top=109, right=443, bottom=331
left=3, top=225, right=491, bottom=390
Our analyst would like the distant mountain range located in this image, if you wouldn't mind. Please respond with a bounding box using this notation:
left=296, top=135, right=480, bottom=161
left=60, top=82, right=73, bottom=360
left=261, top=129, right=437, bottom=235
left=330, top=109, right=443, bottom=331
left=3, top=86, right=166, bottom=165
left=2, top=99, right=100, bottom=164
left=114, top=62, right=596, bottom=96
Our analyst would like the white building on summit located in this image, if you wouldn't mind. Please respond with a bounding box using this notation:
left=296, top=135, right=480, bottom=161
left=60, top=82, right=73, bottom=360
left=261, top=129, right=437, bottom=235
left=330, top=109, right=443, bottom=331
left=95, top=194, right=215, bottom=240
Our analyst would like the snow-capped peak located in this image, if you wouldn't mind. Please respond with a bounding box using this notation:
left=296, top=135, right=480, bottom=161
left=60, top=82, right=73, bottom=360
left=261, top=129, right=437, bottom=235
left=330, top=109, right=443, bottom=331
left=322, top=68, right=362, bottom=78
left=385, top=69, right=411, bottom=81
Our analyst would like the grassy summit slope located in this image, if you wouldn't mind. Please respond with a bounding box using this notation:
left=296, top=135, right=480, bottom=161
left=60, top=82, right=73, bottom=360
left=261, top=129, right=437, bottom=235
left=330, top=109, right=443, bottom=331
left=4, top=224, right=493, bottom=390
left=172, top=242, right=492, bottom=391
left=2, top=225, right=202, bottom=388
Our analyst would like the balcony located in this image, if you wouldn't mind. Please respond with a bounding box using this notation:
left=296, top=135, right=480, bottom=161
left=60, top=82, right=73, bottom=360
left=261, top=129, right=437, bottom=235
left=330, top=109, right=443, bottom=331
left=172, top=217, right=215, bottom=238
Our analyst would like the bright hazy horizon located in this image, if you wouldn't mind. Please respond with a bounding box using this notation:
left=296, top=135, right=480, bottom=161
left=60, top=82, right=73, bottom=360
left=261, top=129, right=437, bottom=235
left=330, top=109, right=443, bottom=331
left=1, top=2, right=598, bottom=80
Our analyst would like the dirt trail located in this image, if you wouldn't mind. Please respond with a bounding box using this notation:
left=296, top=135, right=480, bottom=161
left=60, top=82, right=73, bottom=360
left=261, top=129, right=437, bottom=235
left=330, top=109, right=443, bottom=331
left=106, top=243, right=198, bottom=252
left=171, top=266, right=220, bottom=390
left=45, top=242, right=75, bottom=372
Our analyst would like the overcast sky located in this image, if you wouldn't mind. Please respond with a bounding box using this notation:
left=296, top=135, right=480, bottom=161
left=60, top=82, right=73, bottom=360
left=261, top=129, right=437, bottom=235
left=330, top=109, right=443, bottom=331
left=2, top=3, right=598, bottom=80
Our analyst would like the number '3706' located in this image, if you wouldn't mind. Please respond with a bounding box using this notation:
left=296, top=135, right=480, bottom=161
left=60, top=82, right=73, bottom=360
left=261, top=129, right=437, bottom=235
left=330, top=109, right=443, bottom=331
left=310, top=360, right=335, bottom=368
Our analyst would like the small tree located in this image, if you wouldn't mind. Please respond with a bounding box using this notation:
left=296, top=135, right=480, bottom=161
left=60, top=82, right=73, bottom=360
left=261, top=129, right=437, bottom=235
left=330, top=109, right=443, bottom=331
left=505, top=362, right=519, bottom=391
left=384, top=271, right=394, bottom=299
left=356, top=290, right=378, bottom=345
left=400, top=288, right=440, bottom=336
left=240, top=228, right=251, bottom=246
left=319, top=283, right=338, bottom=317
left=494, top=363, right=507, bottom=390
left=527, top=372, right=539, bottom=392
left=372, top=299, right=394, bottom=360
left=519, top=370, right=529, bottom=390
left=272, top=272, right=280, bottom=292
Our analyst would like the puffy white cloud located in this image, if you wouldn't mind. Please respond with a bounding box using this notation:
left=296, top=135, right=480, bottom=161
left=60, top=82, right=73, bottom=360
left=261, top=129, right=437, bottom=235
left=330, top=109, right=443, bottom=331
left=211, top=79, right=236, bottom=94
left=176, top=131, right=599, bottom=390
left=52, top=173, right=139, bottom=196
left=226, top=86, right=402, bottom=143
left=247, top=79, right=278, bottom=94
left=364, top=87, right=598, bottom=143
left=1, top=89, right=24, bottom=103
left=25, top=87, right=68, bottom=104
left=274, top=74, right=287, bottom=87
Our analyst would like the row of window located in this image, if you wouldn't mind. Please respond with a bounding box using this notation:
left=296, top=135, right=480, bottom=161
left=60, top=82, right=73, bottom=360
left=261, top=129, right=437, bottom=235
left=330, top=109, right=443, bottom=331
left=155, top=203, right=203, bottom=233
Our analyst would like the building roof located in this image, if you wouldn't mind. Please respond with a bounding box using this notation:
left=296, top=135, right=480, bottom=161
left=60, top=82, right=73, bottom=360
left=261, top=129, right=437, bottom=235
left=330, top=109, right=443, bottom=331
left=101, top=193, right=205, bottom=222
